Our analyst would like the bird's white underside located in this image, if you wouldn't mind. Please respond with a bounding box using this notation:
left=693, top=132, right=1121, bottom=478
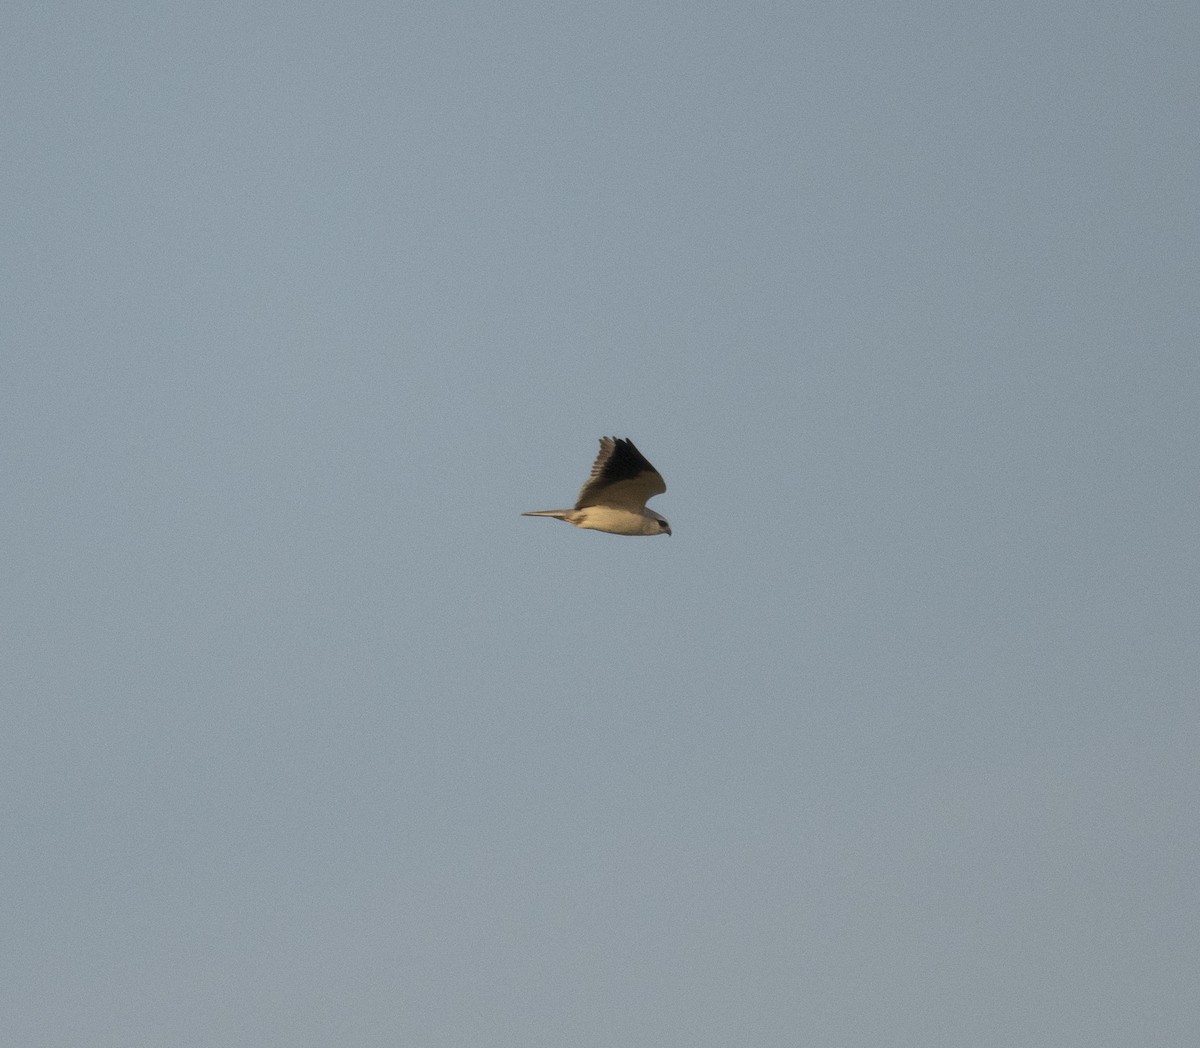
left=521, top=506, right=664, bottom=535
left=571, top=506, right=662, bottom=535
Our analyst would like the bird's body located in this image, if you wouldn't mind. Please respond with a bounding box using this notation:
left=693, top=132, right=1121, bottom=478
left=523, top=437, right=671, bottom=537
left=521, top=505, right=663, bottom=535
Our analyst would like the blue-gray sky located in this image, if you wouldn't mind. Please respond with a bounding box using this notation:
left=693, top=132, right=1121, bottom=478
left=4, top=2, right=1198, bottom=1045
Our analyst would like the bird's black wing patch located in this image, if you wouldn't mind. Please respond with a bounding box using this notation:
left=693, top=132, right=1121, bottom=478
left=575, top=437, right=666, bottom=509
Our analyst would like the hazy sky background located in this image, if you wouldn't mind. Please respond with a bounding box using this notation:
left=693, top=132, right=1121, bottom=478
left=4, top=2, right=1198, bottom=1045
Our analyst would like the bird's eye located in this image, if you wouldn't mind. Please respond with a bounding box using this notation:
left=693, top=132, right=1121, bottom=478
left=659, top=520, right=669, bottom=529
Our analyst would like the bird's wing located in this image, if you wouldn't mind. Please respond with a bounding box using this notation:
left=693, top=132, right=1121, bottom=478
left=574, top=437, right=667, bottom=511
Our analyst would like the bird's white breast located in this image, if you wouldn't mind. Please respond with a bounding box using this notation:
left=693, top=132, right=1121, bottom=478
left=573, top=506, right=655, bottom=535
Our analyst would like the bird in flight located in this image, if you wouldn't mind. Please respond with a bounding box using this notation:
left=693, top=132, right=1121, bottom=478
left=523, top=437, right=671, bottom=536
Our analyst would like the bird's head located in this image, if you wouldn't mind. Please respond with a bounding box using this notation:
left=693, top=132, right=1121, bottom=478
left=649, top=512, right=672, bottom=537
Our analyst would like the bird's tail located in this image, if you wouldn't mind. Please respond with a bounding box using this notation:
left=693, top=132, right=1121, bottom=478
left=521, top=510, right=571, bottom=522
